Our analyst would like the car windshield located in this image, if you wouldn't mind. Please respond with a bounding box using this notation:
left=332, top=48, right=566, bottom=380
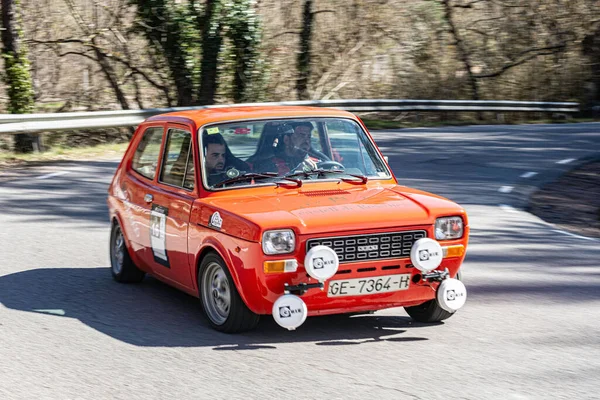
left=199, top=117, right=391, bottom=189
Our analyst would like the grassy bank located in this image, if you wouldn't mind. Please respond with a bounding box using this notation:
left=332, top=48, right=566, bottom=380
left=0, top=142, right=128, bottom=169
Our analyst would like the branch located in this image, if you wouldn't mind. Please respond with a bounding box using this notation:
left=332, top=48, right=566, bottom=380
left=453, top=0, right=487, bottom=8
left=32, top=38, right=170, bottom=97
left=58, top=50, right=98, bottom=63
left=30, top=38, right=88, bottom=45
left=489, top=0, right=527, bottom=8
left=266, top=10, right=335, bottom=41
left=63, top=0, right=91, bottom=35
left=475, top=45, right=565, bottom=79
left=465, top=28, right=490, bottom=36
left=372, top=23, right=404, bottom=46
left=471, top=16, right=504, bottom=26
left=312, top=9, right=335, bottom=15
left=103, top=53, right=171, bottom=94
left=515, top=44, right=565, bottom=59
left=268, top=30, right=302, bottom=40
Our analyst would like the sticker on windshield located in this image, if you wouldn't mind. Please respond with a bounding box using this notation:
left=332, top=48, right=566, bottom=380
left=223, top=125, right=254, bottom=136
left=206, top=127, right=220, bottom=135
left=150, top=204, right=170, bottom=267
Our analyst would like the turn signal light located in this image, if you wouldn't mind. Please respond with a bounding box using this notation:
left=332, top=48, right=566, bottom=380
left=264, top=259, right=298, bottom=274
left=442, top=245, right=465, bottom=258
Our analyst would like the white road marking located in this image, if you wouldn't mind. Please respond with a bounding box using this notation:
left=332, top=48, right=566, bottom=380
left=551, top=230, right=598, bottom=242
left=33, top=309, right=66, bottom=316
left=520, top=172, right=538, bottom=178
left=37, top=171, right=70, bottom=180
left=498, top=186, right=513, bottom=193
left=499, top=204, right=518, bottom=213
left=556, top=158, right=575, bottom=165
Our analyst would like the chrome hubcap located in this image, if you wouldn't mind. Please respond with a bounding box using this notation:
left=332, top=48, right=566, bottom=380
left=202, top=262, right=231, bottom=325
left=112, top=228, right=125, bottom=275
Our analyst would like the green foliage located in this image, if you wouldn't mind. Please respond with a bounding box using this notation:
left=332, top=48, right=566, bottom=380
left=2, top=0, right=34, bottom=114
left=222, top=0, right=266, bottom=102
left=131, top=0, right=265, bottom=105
left=130, top=0, right=200, bottom=105
left=3, top=52, right=34, bottom=114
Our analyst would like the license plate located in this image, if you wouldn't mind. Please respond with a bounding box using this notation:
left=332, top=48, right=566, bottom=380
left=327, top=273, right=411, bottom=297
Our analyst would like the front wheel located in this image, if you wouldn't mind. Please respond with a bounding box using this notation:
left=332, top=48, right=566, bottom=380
left=198, top=253, right=260, bottom=333
left=404, top=271, right=463, bottom=323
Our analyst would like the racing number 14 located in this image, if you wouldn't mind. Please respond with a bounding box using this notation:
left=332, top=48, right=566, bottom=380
left=150, top=204, right=169, bottom=267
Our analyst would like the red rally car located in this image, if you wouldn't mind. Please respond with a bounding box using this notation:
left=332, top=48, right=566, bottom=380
left=107, top=106, right=468, bottom=333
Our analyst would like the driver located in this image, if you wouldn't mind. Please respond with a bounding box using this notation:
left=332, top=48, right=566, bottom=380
left=204, top=133, right=227, bottom=186
left=254, top=122, right=319, bottom=175
left=203, top=131, right=252, bottom=186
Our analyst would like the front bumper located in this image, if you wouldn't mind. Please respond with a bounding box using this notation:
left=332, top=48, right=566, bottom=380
left=237, top=225, right=468, bottom=316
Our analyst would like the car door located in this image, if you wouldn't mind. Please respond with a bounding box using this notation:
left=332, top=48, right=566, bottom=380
left=142, top=124, right=197, bottom=290
left=121, top=124, right=166, bottom=263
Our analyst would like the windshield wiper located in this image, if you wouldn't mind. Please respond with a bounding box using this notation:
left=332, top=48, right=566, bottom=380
left=285, top=169, right=368, bottom=184
left=214, top=172, right=302, bottom=188
left=340, top=174, right=368, bottom=184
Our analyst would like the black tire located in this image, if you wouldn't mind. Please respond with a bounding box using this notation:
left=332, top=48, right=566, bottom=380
left=110, top=221, right=145, bottom=283
left=198, top=252, right=260, bottom=333
left=404, top=270, right=463, bottom=323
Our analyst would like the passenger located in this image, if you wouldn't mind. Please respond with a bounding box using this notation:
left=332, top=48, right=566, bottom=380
left=253, top=122, right=319, bottom=175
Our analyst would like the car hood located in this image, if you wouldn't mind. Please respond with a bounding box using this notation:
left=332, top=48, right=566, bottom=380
left=197, top=184, right=467, bottom=241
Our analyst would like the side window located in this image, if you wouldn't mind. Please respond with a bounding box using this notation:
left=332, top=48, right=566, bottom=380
left=131, top=127, right=164, bottom=180
left=159, top=129, right=195, bottom=190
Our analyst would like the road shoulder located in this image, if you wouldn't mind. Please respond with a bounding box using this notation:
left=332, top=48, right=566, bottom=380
left=527, top=158, right=600, bottom=239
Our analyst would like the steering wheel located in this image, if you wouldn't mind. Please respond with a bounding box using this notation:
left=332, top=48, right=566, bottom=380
left=308, top=148, right=331, bottom=161
left=316, top=160, right=345, bottom=171
left=208, top=167, right=247, bottom=186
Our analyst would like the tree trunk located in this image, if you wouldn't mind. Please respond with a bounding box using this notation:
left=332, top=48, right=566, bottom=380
left=92, top=38, right=130, bottom=110
left=198, top=0, right=222, bottom=105
left=296, top=0, right=313, bottom=100
left=133, top=0, right=194, bottom=106
left=1, top=0, right=37, bottom=153
left=226, top=0, right=261, bottom=103
left=583, top=27, right=600, bottom=103
left=442, top=0, right=480, bottom=101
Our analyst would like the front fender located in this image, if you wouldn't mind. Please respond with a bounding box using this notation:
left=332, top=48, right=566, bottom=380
left=189, top=225, right=268, bottom=314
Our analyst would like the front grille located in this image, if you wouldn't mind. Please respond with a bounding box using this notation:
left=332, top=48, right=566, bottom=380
left=306, top=230, right=427, bottom=263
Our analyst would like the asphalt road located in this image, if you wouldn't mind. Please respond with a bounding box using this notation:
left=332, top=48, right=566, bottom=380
left=1, top=123, right=599, bottom=400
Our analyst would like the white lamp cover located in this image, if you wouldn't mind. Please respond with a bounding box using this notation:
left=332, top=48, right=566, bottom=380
left=410, top=238, right=443, bottom=272
left=272, top=294, right=308, bottom=330
left=436, top=278, right=467, bottom=312
left=304, top=245, right=339, bottom=282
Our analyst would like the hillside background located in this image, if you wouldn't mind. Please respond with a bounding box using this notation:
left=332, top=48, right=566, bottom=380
left=1, top=0, right=599, bottom=153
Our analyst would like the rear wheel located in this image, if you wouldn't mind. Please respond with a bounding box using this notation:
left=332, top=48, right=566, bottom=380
left=198, top=253, right=260, bottom=333
left=110, top=221, right=145, bottom=283
left=405, top=270, right=462, bottom=323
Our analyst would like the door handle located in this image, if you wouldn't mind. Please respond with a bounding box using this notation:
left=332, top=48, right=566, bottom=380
left=144, top=194, right=153, bottom=203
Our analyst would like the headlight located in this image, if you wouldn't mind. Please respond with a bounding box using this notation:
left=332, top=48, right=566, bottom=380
left=262, top=229, right=296, bottom=255
left=435, top=216, right=464, bottom=240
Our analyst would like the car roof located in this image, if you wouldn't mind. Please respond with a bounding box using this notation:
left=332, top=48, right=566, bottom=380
left=145, top=106, right=358, bottom=127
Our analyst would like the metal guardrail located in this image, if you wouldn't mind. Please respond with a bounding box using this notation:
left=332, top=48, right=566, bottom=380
left=0, top=99, right=580, bottom=134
